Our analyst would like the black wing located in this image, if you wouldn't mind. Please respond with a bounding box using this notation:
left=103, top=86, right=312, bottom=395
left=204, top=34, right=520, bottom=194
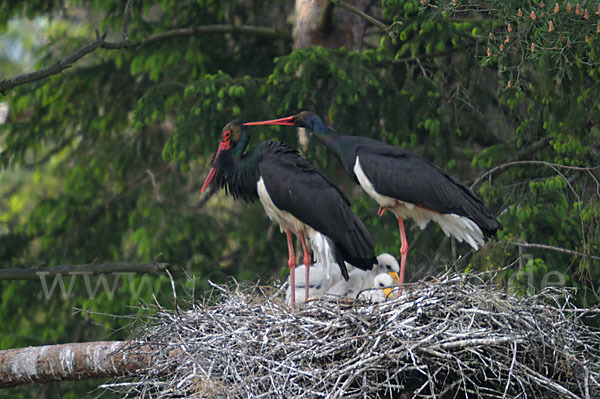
left=356, top=144, right=501, bottom=236
left=258, top=152, right=376, bottom=273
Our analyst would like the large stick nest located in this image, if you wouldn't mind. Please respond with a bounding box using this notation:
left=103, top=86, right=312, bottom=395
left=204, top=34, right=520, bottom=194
left=116, top=273, right=600, bottom=398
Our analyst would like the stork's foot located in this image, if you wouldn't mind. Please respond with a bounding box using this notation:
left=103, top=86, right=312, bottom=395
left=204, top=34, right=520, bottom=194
left=286, top=230, right=297, bottom=310
left=377, top=206, right=389, bottom=217
left=305, top=296, right=320, bottom=303
left=395, top=284, right=404, bottom=298
left=333, top=297, right=354, bottom=305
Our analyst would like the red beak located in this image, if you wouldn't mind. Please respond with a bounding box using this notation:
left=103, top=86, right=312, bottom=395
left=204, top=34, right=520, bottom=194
left=201, top=141, right=230, bottom=193
left=243, top=115, right=295, bottom=126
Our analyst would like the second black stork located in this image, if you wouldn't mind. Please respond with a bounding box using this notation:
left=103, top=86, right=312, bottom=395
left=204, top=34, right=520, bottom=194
left=201, top=120, right=376, bottom=309
left=244, top=112, right=502, bottom=295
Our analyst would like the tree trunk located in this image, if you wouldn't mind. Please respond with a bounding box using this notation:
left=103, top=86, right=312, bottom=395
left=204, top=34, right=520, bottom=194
left=293, top=0, right=367, bottom=50
left=292, top=0, right=368, bottom=148
left=0, top=341, right=168, bottom=388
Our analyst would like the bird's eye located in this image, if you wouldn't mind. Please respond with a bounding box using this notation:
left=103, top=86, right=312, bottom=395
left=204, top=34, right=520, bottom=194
left=386, top=264, right=391, bottom=270
left=223, top=130, right=231, bottom=139
left=316, top=284, right=322, bottom=289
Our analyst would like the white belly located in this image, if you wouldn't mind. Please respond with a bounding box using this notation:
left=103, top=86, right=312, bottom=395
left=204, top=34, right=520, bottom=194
left=257, top=177, right=310, bottom=235
left=257, top=177, right=337, bottom=255
left=353, top=156, right=398, bottom=209
left=353, top=157, right=485, bottom=249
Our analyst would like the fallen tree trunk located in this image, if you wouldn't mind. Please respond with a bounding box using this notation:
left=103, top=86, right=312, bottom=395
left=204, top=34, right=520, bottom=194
left=0, top=341, right=162, bottom=388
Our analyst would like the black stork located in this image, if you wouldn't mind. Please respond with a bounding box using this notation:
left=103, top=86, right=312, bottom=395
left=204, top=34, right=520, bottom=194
left=200, top=120, right=376, bottom=309
left=243, top=111, right=502, bottom=295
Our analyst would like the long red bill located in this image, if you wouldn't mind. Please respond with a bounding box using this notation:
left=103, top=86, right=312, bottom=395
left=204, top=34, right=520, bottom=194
left=243, top=115, right=295, bottom=126
left=201, top=141, right=230, bottom=193
left=201, top=167, right=217, bottom=193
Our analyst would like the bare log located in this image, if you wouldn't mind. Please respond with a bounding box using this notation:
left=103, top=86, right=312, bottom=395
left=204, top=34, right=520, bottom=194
left=0, top=341, right=160, bottom=388
left=0, top=262, right=169, bottom=281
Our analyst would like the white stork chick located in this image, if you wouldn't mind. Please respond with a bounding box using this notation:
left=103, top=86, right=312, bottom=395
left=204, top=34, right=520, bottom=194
left=372, top=253, right=401, bottom=285
left=286, top=253, right=401, bottom=302
left=358, top=273, right=396, bottom=301
left=326, top=270, right=368, bottom=299
left=326, top=252, right=400, bottom=299
left=285, top=263, right=332, bottom=306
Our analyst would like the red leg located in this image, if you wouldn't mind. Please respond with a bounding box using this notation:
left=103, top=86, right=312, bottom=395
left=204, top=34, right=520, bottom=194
left=299, top=231, right=311, bottom=301
left=398, top=218, right=408, bottom=297
left=377, top=206, right=388, bottom=217
left=286, top=230, right=297, bottom=310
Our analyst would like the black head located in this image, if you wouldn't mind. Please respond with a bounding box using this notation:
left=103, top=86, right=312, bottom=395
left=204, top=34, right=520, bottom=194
left=201, top=120, right=247, bottom=193
left=221, top=120, right=245, bottom=148
left=292, top=111, right=319, bottom=128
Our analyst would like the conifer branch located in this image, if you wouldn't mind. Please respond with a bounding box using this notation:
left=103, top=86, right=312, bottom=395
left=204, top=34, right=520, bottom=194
left=0, top=25, right=290, bottom=94
left=0, top=262, right=169, bottom=281
left=102, top=24, right=291, bottom=49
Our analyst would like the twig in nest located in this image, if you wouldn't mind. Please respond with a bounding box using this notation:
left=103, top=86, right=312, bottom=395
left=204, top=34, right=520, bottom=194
left=113, top=274, right=600, bottom=398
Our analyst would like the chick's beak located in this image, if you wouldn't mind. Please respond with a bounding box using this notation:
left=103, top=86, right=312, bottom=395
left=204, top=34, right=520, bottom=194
left=382, top=287, right=394, bottom=299
left=387, top=271, right=401, bottom=285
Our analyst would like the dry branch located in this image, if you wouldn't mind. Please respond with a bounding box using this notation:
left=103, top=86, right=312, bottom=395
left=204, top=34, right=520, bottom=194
left=508, top=240, right=600, bottom=262
left=0, top=341, right=166, bottom=388
left=470, top=160, right=600, bottom=190
left=0, top=31, right=106, bottom=94
left=122, top=0, right=134, bottom=41
left=0, top=262, right=169, bottom=281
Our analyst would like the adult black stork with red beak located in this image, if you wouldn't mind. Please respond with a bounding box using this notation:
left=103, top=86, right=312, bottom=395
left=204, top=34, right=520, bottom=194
left=201, top=120, right=376, bottom=309
left=244, top=112, right=502, bottom=295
